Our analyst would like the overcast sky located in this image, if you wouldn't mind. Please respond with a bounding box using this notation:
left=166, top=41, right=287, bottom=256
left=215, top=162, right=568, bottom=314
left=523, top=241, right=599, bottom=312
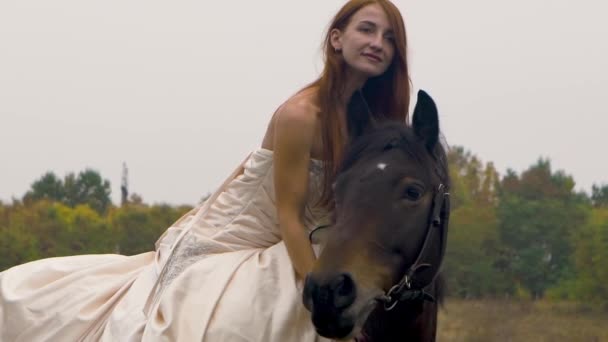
left=1, top=0, right=606, bottom=206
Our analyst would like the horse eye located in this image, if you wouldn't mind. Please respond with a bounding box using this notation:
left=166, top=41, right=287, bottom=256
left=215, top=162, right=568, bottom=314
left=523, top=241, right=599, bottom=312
left=403, top=186, right=423, bottom=201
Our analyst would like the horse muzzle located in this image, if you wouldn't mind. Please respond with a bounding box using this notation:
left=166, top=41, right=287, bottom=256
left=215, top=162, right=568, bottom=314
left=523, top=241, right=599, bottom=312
left=303, top=272, right=358, bottom=339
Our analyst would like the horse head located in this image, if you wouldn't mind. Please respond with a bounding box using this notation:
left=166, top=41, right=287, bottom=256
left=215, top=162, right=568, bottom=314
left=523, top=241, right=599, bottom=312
left=303, top=90, right=450, bottom=340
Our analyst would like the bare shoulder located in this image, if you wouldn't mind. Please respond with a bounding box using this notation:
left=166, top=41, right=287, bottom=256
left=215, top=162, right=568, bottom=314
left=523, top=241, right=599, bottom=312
left=274, top=90, right=319, bottom=132
left=263, top=88, right=320, bottom=152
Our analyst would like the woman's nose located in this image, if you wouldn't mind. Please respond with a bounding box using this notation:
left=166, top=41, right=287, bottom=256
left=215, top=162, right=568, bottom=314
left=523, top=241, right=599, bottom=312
left=369, top=33, right=384, bottom=51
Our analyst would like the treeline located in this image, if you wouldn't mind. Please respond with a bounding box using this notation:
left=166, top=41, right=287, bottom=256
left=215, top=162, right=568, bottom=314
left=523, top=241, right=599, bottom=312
left=1, top=149, right=607, bottom=308
left=444, top=147, right=608, bottom=308
left=0, top=169, right=192, bottom=271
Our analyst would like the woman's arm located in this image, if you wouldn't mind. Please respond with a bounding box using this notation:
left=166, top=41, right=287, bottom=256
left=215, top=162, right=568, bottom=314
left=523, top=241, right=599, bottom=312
left=273, top=100, right=318, bottom=280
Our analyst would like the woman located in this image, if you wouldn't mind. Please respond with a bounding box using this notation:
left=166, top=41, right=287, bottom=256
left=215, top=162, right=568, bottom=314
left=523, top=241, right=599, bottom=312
left=0, top=0, right=410, bottom=340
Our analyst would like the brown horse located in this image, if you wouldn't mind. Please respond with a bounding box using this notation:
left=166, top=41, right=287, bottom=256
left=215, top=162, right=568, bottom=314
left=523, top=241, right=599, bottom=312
left=303, top=90, right=451, bottom=341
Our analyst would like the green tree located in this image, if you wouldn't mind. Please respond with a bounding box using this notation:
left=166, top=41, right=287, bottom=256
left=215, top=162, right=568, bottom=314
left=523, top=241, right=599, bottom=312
left=572, top=207, right=608, bottom=306
left=23, top=172, right=65, bottom=203
left=0, top=201, right=37, bottom=271
left=22, top=169, right=112, bottom=215
left=444, top=147, right=510, bottom=297
left=548, top=206, right=608, bottom=308
left=0, top=200, right=120, bottom=271
left=497, top=159, right=588, bottom=298
left=63, top=169, right=112, bottom=215
left=591, top=184, right=608, bottom=207
left=108, top=203, right=190, bottom=255
left=53, top=204, right=117, bottom=255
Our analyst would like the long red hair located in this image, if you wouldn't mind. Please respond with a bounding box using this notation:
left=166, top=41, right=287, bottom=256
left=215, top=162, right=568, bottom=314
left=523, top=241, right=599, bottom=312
left=304, top=0, right=411, bottom=209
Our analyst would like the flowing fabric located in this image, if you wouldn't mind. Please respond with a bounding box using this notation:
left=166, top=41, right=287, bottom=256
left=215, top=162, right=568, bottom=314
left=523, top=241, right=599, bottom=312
left=0, top=148, right=333, bottom=342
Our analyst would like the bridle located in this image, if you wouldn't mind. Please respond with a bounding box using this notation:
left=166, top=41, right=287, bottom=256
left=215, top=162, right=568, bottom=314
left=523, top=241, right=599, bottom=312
left=376, top=183, right=450, bottom=311
left=309, top=183, right=450, bottom=312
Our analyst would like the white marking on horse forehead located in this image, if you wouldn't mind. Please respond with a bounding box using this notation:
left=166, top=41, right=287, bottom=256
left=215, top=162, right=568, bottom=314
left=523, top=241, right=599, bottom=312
left=377, top=163, right=388, bottom=170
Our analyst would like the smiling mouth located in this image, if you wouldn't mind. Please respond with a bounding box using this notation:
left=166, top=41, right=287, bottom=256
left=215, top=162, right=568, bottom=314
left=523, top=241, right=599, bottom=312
left=362, top=53, right=382, bottom=63
left=354, top=332, right=369, bottom=342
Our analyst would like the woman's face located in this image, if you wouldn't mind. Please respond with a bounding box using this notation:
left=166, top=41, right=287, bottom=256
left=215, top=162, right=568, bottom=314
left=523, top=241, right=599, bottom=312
left=331, top=4, right=396, bottom=79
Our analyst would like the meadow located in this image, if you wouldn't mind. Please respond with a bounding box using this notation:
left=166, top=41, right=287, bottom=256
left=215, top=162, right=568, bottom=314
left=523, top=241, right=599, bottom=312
left=438, top=299, right=608, bottom=342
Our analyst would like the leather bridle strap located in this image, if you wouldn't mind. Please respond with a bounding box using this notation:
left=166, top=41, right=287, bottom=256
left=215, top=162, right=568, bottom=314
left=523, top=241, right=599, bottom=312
left=377, top=184, right=449, bottom=311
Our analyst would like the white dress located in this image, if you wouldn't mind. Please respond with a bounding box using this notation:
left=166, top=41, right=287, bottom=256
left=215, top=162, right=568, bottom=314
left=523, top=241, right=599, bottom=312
left=0, top=148, right=333, bottom=342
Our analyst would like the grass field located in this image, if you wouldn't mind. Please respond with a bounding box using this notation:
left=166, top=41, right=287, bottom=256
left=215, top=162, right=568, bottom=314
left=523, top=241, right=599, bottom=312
left=437, top=299, right=608, bottom=342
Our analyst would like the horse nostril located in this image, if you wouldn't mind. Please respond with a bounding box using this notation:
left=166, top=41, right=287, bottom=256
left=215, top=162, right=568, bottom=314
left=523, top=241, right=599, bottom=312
left=331, top=273, right=356, bottom=309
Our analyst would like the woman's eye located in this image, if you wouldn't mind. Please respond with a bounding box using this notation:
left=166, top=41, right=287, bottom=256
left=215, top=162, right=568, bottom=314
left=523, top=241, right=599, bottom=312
left=359, top=27, right=373, bottom=33
left=403, top=186, right=423, bottom=201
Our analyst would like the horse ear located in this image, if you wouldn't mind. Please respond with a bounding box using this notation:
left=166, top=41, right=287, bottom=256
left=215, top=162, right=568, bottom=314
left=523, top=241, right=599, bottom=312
left=412, top=90, right=439, bottom=151
left=347, top=90, right=376, bottom=141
